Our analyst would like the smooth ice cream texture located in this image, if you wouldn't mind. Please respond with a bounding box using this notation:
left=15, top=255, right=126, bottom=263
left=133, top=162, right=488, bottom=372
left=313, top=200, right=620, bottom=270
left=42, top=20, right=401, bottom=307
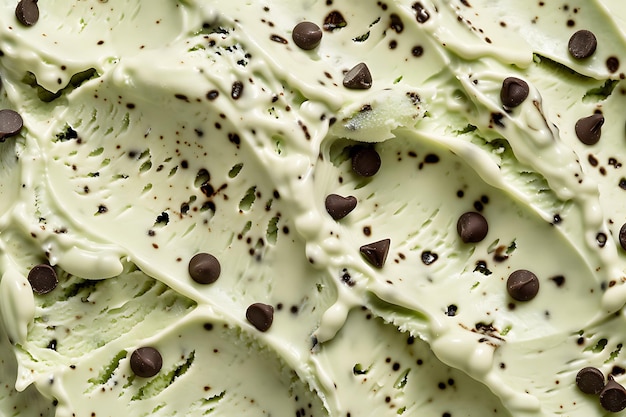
left=0, top=0, right=625, bottom=416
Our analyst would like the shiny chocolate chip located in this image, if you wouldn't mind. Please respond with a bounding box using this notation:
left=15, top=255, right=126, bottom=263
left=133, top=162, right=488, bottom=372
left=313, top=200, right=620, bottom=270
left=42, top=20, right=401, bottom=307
left=130, top=347, right=163, bottom=378
left=27, top=264, right=58, bottom=295
left=246, top=303, right=274, bottom=332
left=360, top=238, right=391, bottom=268
left=15, top=0, right=39, bottom=26
left=576, top=367, right=605, bottom=395
left=292, top=21, right=322, bottom=50
left=343, top=63, right=372, bottom=90
left=568, top=30, right=597, bottom=59
left=575, top=113, right=604, bottom=145
left=619, top=223, right=626, bottom=251
left=325, top=194, right=357, bottom=220
left=352, top=147, right=381, bottom=177
left=0, top=109, right=23, bottom=140
left=500, top=77, right=529, bottom=108
left=600, top=376, right=626, bottom=412
left=188, top=253, right=221, bottom=284
left=507, top=269, right=540, bottom=301
left=457, top=212, right=488, bottom=243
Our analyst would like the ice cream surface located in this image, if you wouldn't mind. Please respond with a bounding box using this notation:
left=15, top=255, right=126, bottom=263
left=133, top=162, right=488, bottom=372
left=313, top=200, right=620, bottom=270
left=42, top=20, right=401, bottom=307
left=0, top=0, right=625, bottom=416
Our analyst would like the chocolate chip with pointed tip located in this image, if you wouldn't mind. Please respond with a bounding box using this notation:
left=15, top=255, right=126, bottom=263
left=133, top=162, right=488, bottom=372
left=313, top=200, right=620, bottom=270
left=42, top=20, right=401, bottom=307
left=27, top=264, right=58, bottom=295
left=568, top=30, right=597, bottom=59
left=500, top=77, right=529, bottom=108
left=246, top=303, right=274, bottom=332
left=360, top=238, right=391, bottom=268
left=576, top=367, right=605, bottom=395
left=507, top=269, right=540, bottom=301
left=130, top=347, right=163, bottom=378
left=188, top=253, right=221, bottom=284
left=0, top=109, right=23, bottom=140
left=325, top=194, right=357, bottom=220
left=15, top=0, right=39, bottom=26
left=575, top=113, right=604, bottom=145
left=600, top=376, right=626, bottom=412
left=457, top=212, right=488, bottom=243
left=343, top=63, right=372, bottom=90
left=292, top=21, right=322, bottom=50
left=352, top=147, right=381, bottom=177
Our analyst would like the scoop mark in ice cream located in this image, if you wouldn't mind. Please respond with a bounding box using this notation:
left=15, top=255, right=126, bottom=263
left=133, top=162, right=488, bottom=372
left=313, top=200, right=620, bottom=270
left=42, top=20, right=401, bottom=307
left=27, top=264, right=58, bottom=295
left=0, top=109, right=23, bottom=140
left=325, top=194, right=357, bottom=220
left=343, top=62, right=372, bottom=89
left=130, top=347, right=163, bottom=378
left=292, top=21, right=322, bottom=50
left=506, top=269, right=540, bottom=301
left=500, top=77, right=529, bottom=108
left=576, top=367, right=605, bottom=395
left=456, top=212, right=488, bottom=243
left=188, top=253, right=221, bottom=284
left=246, top=303, right=274, bottom=332
left=360, top=238, right=391, bottom=268
left=15, top=0, right=38, bottom=26
left=575, top=113, right=604, bottom=145
left=568, top=30, right=598, bottom=59
left=351, top=146, right=381, bottom=177
left=600, top=376, right=626, bottom=412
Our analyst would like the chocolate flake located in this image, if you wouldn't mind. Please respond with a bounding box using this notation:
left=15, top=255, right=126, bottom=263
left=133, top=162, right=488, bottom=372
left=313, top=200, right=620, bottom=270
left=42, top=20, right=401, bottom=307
left=457, top=212, right=488, bottom=243
left=246, top=303, right=274, bottom=332
left=360, top=238, right=391, bottom=268
left=130, top=347, right=163, bottom=378
left=568, top=30, right=597, bottom=59
left=325, top=194, right=357, bottom=220
left=323, top=10, right=347, bottom=31
left=15, top=0, right=39, bottom=26
left=343, top=63, right=372, bottom=90
left=507, top=269, right=540, bottom=301
left=292, top=21, right=322, bottom=50
left=351, top=146, right=381, bottom=177
left=576, top=367, right=605, bottom=394
left=0, top=109, right=23, bottom=140
left=28, top=264, right=58, bottom=295
left=188, top=253, right=221, bottom=284
left=600, top=376, right=626, bottom=412
left=575, top=113, right=604, bottom=145
left=500, top=77, right=529, bottom=108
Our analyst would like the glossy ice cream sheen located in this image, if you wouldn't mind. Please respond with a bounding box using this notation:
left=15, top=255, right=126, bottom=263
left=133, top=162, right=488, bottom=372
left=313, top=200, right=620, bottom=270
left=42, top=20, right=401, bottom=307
left=0, top=0, right=625, bottom=416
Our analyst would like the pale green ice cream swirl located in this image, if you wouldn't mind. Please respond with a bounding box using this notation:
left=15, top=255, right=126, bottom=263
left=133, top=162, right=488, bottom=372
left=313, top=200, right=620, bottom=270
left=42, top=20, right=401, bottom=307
left=0, top=0, right=625, bottom=416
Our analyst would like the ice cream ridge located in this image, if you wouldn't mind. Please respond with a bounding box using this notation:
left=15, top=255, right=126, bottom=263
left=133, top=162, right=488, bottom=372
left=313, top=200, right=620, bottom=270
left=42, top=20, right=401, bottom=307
left=0, top=0, right=625, bottom=416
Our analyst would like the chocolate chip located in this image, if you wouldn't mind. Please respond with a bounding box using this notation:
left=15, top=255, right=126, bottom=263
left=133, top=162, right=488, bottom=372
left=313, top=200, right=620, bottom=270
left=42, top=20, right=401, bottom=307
left=619, top=223, right=626, bottom=251
left=188, top=253, right=221, bottom=284
left=231, top=81, right=244, bottom=100
left=456, top=212, right=488, bottom=243
left=325, top=194, right=357, bottom=220
left=421, top=251, right=438, bottom=265
left=352, top=147, right=381, bottom=177
left=343, top=63, right=372, bottom=90
left=130, top=347, right=163, bottom=378
left=500, top=77, right=529, bottom=108
left=15, top=0, right=39, bottom=26
left=246, top=303, right=274, bottom=332
left=576, top=367, right=605, bottom=395
left=575, top=113, right=604, bottom=145
left=0, top=109, right=23, bottom=140
left=600, top=376, right=626, bottom=412
left=607, top=56, right=620, bottom=73
left=568, top=30, right=597, bottom=59
left=292, top=21, right=322, bottom=50
left=323, top=10, right=347, bottom=31
left=412, top=2, right=430, bottom=23
left=360, top=238, right=391, bottom=268
left=27, top=264, right=58, bottom=295
left=506, top=270, right=540, bottom=301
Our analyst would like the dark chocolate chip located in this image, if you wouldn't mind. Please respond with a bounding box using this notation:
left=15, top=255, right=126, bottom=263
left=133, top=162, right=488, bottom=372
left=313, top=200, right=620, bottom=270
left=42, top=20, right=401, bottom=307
left=0, top=109, right=23, bottom=140
left=412, top=2, right=430, bottom=23
left=188, top=253, right=221, bottom=284
left=325, top=194, right=357, bottom=220
left=323, top=10, right=347, bottom=31
left=352, top=147, right=381, bottom=177
left=575, top=113, right=604, bottom=145
left=360, top=238, right=391, bottom=268
left=506, top=269, right=540, bottom=301
left=130, top=347, right=163, bottom=378
left=15, top=0, right=39, bottom=26
left=231, top=81, right=244, bottom=100
left=343, top=63, right=372, bottom=90
left=292, top=21, right=322, bottom=50
left=500, top=77, right=529, bottom=108
left=27, top=264, right=58, bottom=295
left=568, top=30, right=597, bottom=59
left=600, top=376, right=626, bottom=412
left=576, top=367, right=605, bottom=395
left=246, top=303, right=274, bottom=332
left=607, top=56, right=620, bottom=73
left=619, top=223, right=626, bottom=251
left=421, top=250, right=438, bottom=265
left=456, top=212, right=488, bottom=243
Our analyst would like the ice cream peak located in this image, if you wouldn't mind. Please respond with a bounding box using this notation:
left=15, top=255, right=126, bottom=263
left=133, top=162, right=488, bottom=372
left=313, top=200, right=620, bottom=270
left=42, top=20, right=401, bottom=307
left=0, top=0, right=625, bottom=416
